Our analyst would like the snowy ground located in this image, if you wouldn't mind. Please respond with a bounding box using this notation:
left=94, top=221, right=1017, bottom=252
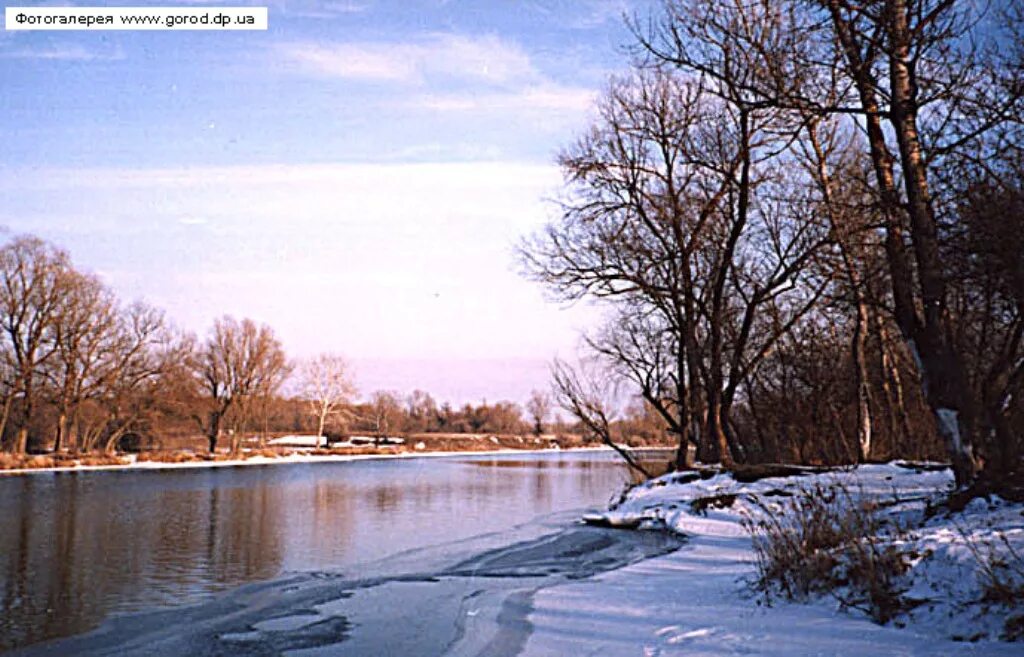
left=523, top=463, right=1023, bottom=656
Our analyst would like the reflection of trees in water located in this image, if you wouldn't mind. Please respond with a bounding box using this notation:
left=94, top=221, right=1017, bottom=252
left=311, top=481, right=355, bottom=565
left=454, top=455, right=652, bottom=511
left=372, top=484, right=402, bottom=513
left=0, top=473, right=286, bottom=651
left=206, top=484, right=286, bottom=584
left=0, top=454, right=663, bottom=652
left=531, top=466, right=552, bottom=506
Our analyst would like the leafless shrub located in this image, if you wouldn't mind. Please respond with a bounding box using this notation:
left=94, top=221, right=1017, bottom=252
left=743, top=482, right=912, bottom=623
left=960, top=526, right=1024, bottom=640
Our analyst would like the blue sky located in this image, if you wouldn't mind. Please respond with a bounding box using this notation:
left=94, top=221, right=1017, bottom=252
left=0, top=0, right=651, bottom=403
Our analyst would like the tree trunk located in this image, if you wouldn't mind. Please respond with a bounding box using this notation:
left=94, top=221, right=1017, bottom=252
left=68, top=409, right=80, bottom=455
left=14, top=427, right=29, bottom=455
left=825, top=0, right=977, bottom=484
left=706, top=392, right=734, bottom=467
left=54, top=411, right=68, bottom=454
left=14, top=385, right=32, bottom=455
left=852, top=301, right=872, bottom=462
left=207, top=411, right=221, bottom=453
left=0, top=395, right=13, bottom=452
left=806, top=119, right=874, bottom=463
left=877, top=315, right=913, bottom=456
left=887, top=0, right=977, bottom=484
left=317, top=407, right=328, bottom=449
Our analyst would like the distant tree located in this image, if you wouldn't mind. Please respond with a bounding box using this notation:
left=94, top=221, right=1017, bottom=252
left=300, top=353, right=356, bottom=447
left=526, top=390, right=551, bottom=436
left=192, top=316, right=290, bottom=453
left=484, top=401, right=525, bottom=434
left=405, top=389, right=438, bottom=433
left=368, top=390, right=403, bottom=442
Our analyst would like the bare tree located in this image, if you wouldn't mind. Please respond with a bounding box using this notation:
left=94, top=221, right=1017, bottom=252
left=526, top=389, right=552, bottom=436
left=44, top=269, right=119, bottom=453
left=85, top=303, right=182, bottom=454
left=405, top=389, right=438, bottom=433
left=300, top=353, right=356, bottom=446
left=192, top=316, right=290, bottom=453
left=368, top=390, right=403, bottom=443
left=638, top=0, right=1024, bottom=483
left=0, top=236, right=74, bottom=454
left=522, top=67, right=830, bottom=468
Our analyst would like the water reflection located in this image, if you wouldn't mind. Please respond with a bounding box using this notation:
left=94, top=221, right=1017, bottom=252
left=0, top=452, right=641, bottom=652
left=0, top=473, right=286, bottom=650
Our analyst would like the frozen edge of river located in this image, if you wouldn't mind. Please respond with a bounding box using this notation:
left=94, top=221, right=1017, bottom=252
left=7, top=522, right=683, bottom=657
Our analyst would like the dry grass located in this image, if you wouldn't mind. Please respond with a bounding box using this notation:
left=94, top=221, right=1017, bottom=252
left=0, top=453, right=128, bottom=470
left=243, top=448, right=288, bottom=459
left=0, top=454, right=55, bottom=470
left=77, top=454, right=129, bottom=467
left=136, top=451, right=206, bottom=464
left=743, top=482, right=912, bottom=623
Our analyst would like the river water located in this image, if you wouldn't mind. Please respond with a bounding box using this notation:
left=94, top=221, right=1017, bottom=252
left=0, top=450, right=679, bottom=655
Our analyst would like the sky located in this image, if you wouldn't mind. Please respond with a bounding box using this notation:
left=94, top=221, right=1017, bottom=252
left=0, top=0, right=653, bottom=404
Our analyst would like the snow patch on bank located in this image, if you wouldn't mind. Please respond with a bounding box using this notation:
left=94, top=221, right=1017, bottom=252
left=523, top=463, right=1023, bottom=655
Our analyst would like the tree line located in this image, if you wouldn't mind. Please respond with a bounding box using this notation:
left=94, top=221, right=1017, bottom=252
left=0, top=237, right=602, bottom=456
left=521, top=0, right=1024, bottom=485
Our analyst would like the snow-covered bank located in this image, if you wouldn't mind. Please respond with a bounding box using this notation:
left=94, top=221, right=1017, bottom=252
left=523, top=462, right=1023, bottom=655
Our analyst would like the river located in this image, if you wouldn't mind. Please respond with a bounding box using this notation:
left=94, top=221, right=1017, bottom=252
left=0, top=450, right=680, bottom=655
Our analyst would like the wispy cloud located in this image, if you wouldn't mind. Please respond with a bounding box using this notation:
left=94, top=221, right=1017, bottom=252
left=280, top=42, right=414, bottom=81
left=278, top=34, right=537, bottom=85
left=571, top=0, right=634, bottom=29
left=411, top=85, right=597, bottom=113
left=2, top=44, right=124, bottom=62
left=281, top=0, right=373, bottom=18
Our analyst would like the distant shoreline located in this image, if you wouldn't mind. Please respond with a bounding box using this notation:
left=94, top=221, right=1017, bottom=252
left=0, top=445, right=675, bottom=477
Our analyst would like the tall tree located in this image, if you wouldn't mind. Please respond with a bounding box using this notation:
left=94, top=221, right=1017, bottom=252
left=192, top=316, right=290, bottom=453
left=522, top=68, right=829, bottom=467
left=0, top=237, right=74, bottom=454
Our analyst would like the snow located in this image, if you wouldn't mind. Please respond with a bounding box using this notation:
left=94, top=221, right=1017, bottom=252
left=522, top=463, right=1023, bottom=655
left=265, top=434, right=406, bottom=448
left=266, top=434, right=325, bottom=447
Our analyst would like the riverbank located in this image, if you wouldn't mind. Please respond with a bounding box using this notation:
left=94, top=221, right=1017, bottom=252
left=0, top=443, right=673, bottom=477
left=527, top=462, right=1023, bottom=655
